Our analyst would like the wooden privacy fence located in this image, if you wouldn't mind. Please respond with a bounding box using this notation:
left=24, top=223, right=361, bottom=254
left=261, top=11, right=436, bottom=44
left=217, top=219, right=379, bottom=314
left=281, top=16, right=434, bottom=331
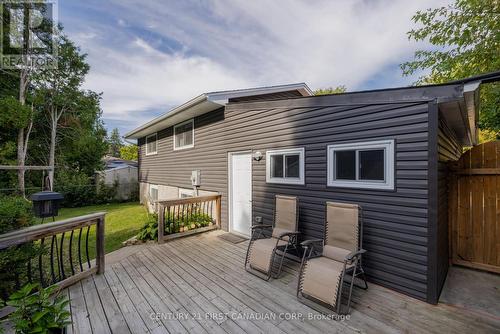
left=157, top=194, right=221, bottom=243
left=449, top=141, right=500, bottom=274
left=0, top=212, right=106, bottom=294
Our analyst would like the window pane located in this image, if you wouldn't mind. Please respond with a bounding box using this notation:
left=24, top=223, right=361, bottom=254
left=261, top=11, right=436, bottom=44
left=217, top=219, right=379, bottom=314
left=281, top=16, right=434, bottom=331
left=335, top=150, right=356, bottom=180
left=150, top=188, right=158, bottom=201
left=271, top=155, right=284, bottom=178
left=359, top=149, right=385, bottom=181
left=285, top=154, right=300, bottom=178
left=184, top=128, right=193, bottom=146
left=175, top=133, right=182, bottom=148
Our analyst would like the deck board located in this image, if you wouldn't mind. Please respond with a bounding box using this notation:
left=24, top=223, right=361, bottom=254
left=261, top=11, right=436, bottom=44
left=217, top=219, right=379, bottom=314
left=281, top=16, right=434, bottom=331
left=66, top=231, right=500, bottom=334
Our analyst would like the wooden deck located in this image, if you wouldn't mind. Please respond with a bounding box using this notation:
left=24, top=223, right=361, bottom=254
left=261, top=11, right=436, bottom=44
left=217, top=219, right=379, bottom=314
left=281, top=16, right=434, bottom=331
left=64, top=231, right=500, bottom=334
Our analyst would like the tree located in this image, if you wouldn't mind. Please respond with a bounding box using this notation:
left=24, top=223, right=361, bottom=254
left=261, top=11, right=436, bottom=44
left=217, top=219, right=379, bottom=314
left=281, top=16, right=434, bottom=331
left=33, top=35, right=91, bottom=189
left=314, top=86, right=347, bottom=95
left=108, top=128, right=123, bottom=158
left=401, top=0, right=500, bottom=135
left=119, top=144, right=138, bottom=161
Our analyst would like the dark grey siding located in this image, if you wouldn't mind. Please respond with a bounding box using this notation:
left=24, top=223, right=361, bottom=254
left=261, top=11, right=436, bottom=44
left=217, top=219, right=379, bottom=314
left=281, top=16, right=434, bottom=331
left=138, top=95, right=433, bottom=302
left=228, top=90, right=303, bottom=103
left=433, top=110, right=462, bottom=300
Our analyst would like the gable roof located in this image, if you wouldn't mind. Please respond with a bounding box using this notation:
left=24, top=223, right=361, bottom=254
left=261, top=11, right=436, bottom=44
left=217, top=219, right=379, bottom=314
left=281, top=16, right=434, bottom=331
left=124, top=83, right=312, bottom=139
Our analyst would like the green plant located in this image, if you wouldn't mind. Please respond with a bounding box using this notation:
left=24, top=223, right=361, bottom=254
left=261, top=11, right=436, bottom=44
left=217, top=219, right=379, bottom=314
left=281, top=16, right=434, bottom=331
left=136, top=214, right=158, bottom=241
left=0, top=196, right=42, bottom=302
left=0, top=195, right=34, bottom=234
left=4, top=283, right=71, bottom=333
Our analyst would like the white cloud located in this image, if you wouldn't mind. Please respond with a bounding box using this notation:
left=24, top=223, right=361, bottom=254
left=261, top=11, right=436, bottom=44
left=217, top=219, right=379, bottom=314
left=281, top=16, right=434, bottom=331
left=63, top=0, right=452, bottom=127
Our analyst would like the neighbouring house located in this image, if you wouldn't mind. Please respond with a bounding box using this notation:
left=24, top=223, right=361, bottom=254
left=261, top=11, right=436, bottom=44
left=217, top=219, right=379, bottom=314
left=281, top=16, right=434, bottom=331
left=124, top=72, right=500, bottom=305
left=97, top=156, right=138, bottom=200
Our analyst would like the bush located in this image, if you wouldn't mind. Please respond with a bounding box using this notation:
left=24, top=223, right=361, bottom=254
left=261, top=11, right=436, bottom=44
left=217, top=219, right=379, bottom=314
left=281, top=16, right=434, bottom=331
left=0, top=195, right=42, bottom=302
left=136, top=214, right=158, bottom=241
left=4, top=283, right=71, bottom=333
left=0, top=195, right=34, bottom=234
left=55, top=171, right=96, bottom=208
left=95, top=179, right=118, bottom=204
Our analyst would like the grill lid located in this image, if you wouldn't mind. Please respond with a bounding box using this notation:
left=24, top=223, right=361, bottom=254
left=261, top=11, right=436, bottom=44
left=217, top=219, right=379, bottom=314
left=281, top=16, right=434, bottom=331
left=30, top=191, right=64, bottom=201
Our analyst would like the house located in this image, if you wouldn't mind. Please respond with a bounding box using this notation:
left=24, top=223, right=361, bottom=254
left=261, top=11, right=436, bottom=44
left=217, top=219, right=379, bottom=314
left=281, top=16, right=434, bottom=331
left=97, top=156, right=138, bottom=200
left=124, top=71, right=500, bottom=305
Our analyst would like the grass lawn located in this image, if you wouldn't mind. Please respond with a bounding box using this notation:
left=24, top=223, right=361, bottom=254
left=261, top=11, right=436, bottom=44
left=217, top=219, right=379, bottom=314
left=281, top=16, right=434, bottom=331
left=39, top=202, right=149, bottom=255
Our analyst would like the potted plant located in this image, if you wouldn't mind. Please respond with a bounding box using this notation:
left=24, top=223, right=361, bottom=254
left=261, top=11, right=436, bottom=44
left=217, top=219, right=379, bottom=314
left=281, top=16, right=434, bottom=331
left=3, top=283, right=71, bottom=333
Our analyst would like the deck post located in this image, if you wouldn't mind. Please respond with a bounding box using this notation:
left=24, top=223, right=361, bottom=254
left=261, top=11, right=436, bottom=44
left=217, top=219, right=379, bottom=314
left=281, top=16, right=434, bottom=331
left=215, top=195, right=221, bottom=228
left=96, top=216, right=105, bottom=274
left=158, top=204, right=165, bottom=243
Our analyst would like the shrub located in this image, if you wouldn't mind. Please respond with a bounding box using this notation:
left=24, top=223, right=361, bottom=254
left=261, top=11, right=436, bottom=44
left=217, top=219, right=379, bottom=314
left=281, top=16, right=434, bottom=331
left=0, top=195, right=42, bottom=302
left=55, top=171, right=96, bottom=208
left=136, top=214, right=158, bottom=241
left=95, top=179, right=118, bottom=204
left=0, top=195, right=34, bottom=234
left=4, top=283, right=71, bottom=333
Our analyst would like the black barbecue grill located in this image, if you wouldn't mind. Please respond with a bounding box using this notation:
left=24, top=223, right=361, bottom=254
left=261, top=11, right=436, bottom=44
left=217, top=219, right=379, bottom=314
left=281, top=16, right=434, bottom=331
left=30, top=191, right=64, bottom=219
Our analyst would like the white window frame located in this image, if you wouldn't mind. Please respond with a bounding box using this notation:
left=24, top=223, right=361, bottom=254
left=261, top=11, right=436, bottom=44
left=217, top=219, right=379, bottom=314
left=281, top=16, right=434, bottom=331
left=327, top=139, right=395, bottom=190
left=266, top=148, right=305, bottom=185
left=149, top=184, right=159, bottom=201
left=178, top=188, right=194, bottom=198
left=145, top=133, right=158, bottom=156
left=173, top=119, right=195, bottom=151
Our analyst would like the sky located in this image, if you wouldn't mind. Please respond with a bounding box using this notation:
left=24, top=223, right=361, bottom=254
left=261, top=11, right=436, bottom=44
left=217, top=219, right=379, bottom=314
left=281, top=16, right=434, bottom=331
left=58, top=0, right=451, bottom=138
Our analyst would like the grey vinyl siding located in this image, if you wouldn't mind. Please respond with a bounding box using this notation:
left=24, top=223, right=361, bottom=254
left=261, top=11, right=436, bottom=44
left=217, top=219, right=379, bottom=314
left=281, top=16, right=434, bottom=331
left=433, top=111, right=462, bottom=300
left=228, top=90, right=303, bottom=103
left=138, top=96, right=434, bottom=302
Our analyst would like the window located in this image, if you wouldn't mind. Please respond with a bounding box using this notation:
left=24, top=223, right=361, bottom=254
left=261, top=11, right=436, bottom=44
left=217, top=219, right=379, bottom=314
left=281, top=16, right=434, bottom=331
left=145, top=133, right=157, bottom=155
left=266, top=148, right=305, bottom=185
left=149, top=184, right=158, bottom=202
left=327, top=140, right=395, bottom=190
left=179, top=188, right=194, bottom=198
left=174, top=119, right=194, bottom=150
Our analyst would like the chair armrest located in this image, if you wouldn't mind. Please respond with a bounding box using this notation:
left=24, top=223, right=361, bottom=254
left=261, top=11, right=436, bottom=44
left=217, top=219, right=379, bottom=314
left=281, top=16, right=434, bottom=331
left=345, top=249, right=366, bottom=261
left=251, top=224, right=272, bottom=230
left=300, top=239, right=323, bottom=248
left=278, top=231, right=300, bottom=239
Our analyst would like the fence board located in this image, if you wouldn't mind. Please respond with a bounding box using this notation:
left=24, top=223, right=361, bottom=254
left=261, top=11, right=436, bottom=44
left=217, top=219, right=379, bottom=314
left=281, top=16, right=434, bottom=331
left=450, top=141, right=500, bottom=272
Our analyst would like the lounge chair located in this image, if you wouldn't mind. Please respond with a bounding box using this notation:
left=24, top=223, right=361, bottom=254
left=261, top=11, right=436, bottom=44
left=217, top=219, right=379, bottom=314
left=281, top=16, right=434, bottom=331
left=297, top=202, right=367, bottom=315
left=245, top=195, right=300, bottom=280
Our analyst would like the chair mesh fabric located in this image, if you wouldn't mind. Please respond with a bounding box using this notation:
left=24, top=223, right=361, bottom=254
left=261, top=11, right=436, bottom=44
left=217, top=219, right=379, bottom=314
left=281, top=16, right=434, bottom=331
left=271, top=195, right=297, bottom=239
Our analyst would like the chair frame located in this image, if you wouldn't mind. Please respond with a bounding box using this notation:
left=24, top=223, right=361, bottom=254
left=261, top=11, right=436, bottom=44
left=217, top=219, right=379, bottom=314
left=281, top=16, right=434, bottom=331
left=244, top=195, right=300, bottom=281
left=296, top=204, right=367, bottom=315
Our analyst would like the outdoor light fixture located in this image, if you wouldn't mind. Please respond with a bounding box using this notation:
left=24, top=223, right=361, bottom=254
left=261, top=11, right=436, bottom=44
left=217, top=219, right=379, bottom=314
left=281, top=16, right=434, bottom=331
left=253, top=151, right=263, bottom=161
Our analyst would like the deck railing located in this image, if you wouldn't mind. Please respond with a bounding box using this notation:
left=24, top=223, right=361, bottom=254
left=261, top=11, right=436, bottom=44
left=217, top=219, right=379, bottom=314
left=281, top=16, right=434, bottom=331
left=0, top=212, right=106, bottom=297
left=157, top=194, right=221, bottom=243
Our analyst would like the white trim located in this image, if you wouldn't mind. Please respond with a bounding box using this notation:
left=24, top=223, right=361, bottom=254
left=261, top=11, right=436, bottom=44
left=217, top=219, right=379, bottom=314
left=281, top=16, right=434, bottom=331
left=228, top=151, right=253, bottom=237
left=145, top=133, right=158, bottom=155
left=327, top=139, right=395, bottom=190
left=173, top=119, right=195, bottom=151
left=265, top=148, right=305, bottom=185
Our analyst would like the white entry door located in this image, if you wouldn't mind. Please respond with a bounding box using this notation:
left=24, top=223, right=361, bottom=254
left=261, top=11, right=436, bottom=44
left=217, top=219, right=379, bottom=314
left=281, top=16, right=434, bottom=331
left=229, top=152, right=252, bottom=237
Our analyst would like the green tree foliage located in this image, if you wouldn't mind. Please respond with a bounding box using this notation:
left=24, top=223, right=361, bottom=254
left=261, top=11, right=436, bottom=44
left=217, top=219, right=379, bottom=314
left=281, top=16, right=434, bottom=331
left=120, top=144, right=138, bottom=161
left=314, top=85, right=347, bottom=95
left=108, top=128, right=123, bottom=158
left=0, top=30, right=108, bottom=194
left=401, top=0, right=500, bottom=133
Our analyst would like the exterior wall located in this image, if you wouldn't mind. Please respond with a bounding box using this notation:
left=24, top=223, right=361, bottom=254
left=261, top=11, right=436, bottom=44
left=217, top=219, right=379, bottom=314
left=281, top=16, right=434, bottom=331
left=434, top=110, right=463, bottom=299
left=138, top=96, right=434, bottom=302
